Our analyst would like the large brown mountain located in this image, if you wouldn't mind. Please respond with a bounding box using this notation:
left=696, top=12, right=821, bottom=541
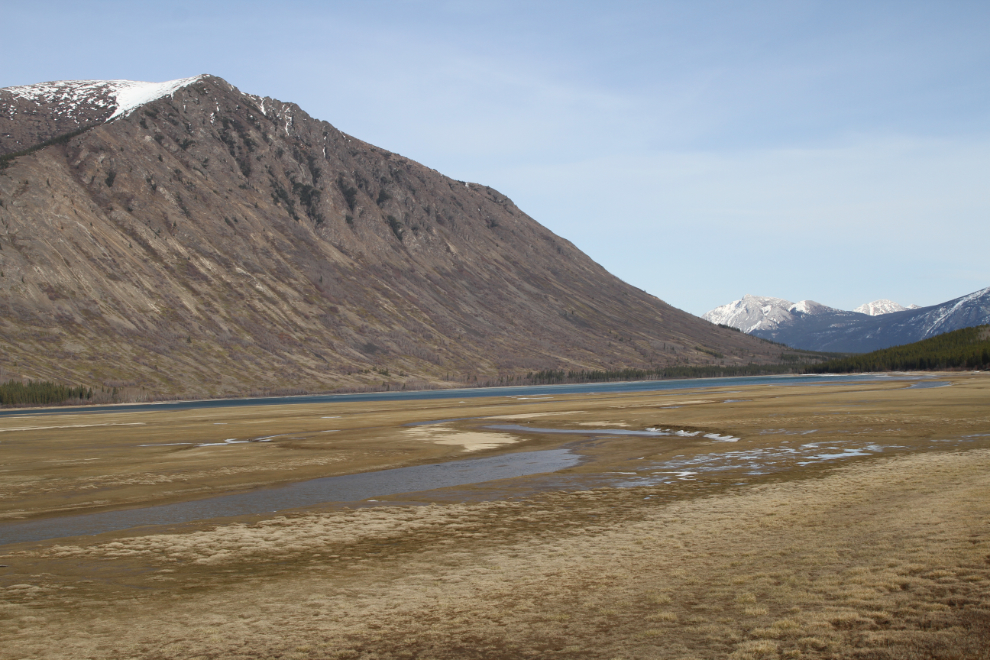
left=0, top=75, right=778, bottom=398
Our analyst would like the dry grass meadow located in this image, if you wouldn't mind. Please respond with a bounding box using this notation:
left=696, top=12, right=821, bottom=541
left=1, top=374, right=989, bottom=659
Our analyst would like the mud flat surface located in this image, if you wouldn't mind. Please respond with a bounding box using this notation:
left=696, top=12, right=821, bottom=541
left=1, top=373, right=989, bottom=658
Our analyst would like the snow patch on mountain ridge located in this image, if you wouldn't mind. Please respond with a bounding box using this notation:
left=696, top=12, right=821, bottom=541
left=853, top=299, right=916, bottom=316
left=4, top=75, right=207, bottom=121
left=790, top=300, right=837, bottom=316
left=108, top=76, right=206, bottom=118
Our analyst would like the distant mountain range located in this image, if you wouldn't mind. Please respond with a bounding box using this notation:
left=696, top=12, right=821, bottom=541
left=703, top=288, right=990, bottom=353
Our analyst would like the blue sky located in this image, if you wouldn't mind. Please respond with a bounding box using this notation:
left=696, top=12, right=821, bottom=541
left=4, top=1, right=988, bottom=315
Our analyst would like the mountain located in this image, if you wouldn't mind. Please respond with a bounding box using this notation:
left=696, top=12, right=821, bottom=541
left=701, top=294, right=838, bottom=333
left=853, top=299, right=918, bottom=316
left=0, top=75, right=778, bottom=398
left=705, top=288, right=990, bottom=353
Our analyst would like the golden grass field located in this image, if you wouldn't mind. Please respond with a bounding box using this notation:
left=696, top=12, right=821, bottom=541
left=1, top=374, right=989, bottom=659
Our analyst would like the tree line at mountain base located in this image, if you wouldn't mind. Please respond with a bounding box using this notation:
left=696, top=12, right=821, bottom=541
left=0, top=380, right=94, bottom=406
left=523, top=363, right=811, bottom=385
left=806, top=325, right=990, bottom=374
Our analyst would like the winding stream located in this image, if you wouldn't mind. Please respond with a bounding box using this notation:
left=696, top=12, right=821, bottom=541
left=0, top=448, right=581, bottom=546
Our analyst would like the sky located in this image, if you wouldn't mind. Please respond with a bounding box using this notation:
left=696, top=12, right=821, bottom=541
left=3, top=0, right=988, bottom=316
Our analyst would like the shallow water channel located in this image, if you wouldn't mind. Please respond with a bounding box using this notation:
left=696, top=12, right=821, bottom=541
left=0, top=448, right=579, bottom=546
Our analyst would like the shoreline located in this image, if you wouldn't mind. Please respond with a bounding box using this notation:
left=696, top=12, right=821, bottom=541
left=0, top=370, right=932, bottom=418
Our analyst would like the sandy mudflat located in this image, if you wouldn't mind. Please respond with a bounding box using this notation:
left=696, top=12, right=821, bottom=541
left=401, top=425, right=520, bottom=451
left=1, top=373, right=988, bottom=658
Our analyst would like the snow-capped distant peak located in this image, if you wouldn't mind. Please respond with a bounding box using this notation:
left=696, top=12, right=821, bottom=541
left=854, top=299, right=908, bottom=316
left=4, top=75, right=206, bottom=121
left=788, top=300, right=836, bottom=316
left=703, top=294, right=795, bottom=333
left=706, top=285, right=989, bottom=348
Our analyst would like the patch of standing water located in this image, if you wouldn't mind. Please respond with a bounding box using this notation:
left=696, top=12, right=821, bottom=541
left=486, top=424, right=741, bottom=442
left=485, top=424, right=670, bottom=437
left=795, top=444, right=887, bottom=465
left=604, top=441, right=906, bottom=488
left=0, top=448, right=581, bottom=546
left=404, top=417, right=476, bottom=427
left=140, top=434, right=287, bottom=447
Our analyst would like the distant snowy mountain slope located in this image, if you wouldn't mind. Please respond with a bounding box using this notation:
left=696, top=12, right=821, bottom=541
left=751, top=286, right=990, bottom=352
left=702, top=295, right=838, bottom=333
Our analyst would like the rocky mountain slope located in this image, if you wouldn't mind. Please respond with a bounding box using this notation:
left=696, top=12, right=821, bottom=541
left=0, top=75, right=778, bottom=398
left=705, top=288, right=990, bottom=353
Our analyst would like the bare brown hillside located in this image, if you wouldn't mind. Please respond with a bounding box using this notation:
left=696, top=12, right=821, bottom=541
left=0, top=75, right=779, bottom=398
